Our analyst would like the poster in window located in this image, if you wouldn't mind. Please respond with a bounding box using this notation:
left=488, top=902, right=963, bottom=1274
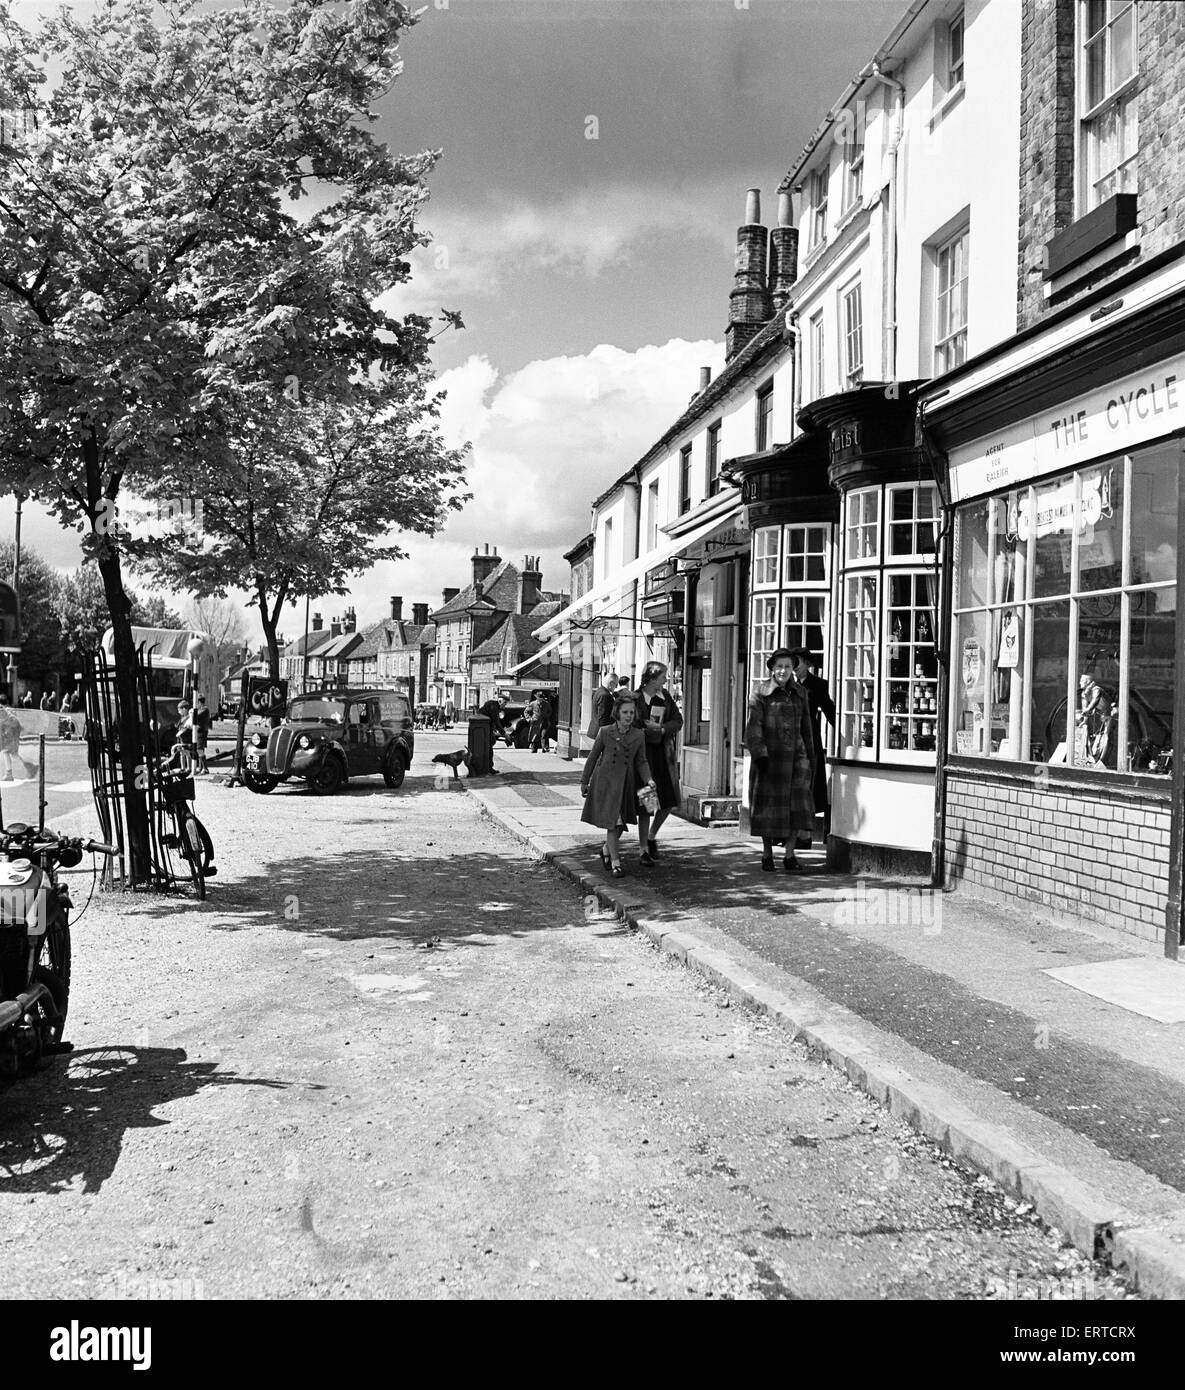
left=961, top=637, right=982, bottom=692
left=997, top=608, right=1019, bottom=669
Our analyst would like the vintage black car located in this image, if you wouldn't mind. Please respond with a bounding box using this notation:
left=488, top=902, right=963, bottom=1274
left=243, top=689, right=414, bottom=794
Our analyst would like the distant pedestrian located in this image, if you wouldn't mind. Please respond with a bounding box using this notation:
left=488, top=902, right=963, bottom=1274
left=0, top=702, right=24, bottom=781
left=443, top=696, right=455, bottom=728
left=60, top=691, right=72, bottom=715
left=747, top=648, right=816, bottom=873
left=192, top=694, right=211, bottom=773
left=586, top=669, right=617, bottom=741
left=40, top=691, right=53, bottom=711
left=19, top=690, right=32, bottom=708
left=174, top=701, right=194, bottom=768
left=633, top=661, right=683, bottom=864
left=790, top=647, right=836, bottom=847
left=529, top=692, right=552, bottom=753
left=580, top=691, right=656, bottom=876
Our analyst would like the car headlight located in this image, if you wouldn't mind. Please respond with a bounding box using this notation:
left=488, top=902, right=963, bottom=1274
left=297, top=735, right=311, bottom=749
left=250, top=733, right=265, bottom=748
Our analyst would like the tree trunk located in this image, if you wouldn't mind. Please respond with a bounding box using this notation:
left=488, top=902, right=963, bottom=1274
left=95, top=542, right=151, bottom=885
left=255, top=587, right=283, bottom=727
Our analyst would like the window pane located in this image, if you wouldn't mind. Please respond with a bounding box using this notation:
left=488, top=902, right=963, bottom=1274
left=1130, top=443, right=1179, bottom=585
left=1084, top=33, right=1106, bottom=108
left=1073, top=598, right=1122, bottom=767
left=950, top=610, right=989, bottom=754
left=954, top=500, right=990, bottom=608
left=1076, top=460, right=1123, bottom=593
left=1111, top=5, right=1135, bottom=87
left=1033, top=476, right=1076, bottom=598
left=1029, top=600, right=1071, bottom=761
left=1127, top=584, right=1176, bottom=772
left=842, top=573, right=878, bottom=749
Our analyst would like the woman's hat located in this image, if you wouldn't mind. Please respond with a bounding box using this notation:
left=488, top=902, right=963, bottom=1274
left=766, top=647, right=795, bottom=671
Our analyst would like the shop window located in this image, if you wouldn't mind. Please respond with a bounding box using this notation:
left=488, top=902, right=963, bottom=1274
left=1079, top=0, right=1138, bottom=211
left=888, top=483, right=939, bottom=558
left=951, top=442, right=1177, bottom=773
left=750, top=594, right=778, bottom=695
left=753, top=526, right=780, bottom=587
left=687, top=577, right=714, bottom=746
left=782, top=595, right=827, bottom=673
left=846, top=487, right=880, bottom=564
left=841, top=572, right=878, bottom=753
left=884, top=572, right=939, bottom=754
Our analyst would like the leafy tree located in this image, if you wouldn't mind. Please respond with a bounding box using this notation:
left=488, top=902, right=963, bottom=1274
left=53, top=564, right=182, bottom=657
left=0, top=541, right=63, bottom=688
left=184, top=594, right=249, bottom=682
left=0, top=0, right=451, bottom=878
left=130, top=593, right=184, bottom=629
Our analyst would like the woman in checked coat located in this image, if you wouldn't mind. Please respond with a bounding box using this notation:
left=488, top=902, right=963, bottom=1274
left=746, top=647, right=816, bottom=873
left=581, top=691, right=656, bottom=876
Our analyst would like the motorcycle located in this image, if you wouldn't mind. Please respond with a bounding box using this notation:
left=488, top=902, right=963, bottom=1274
left=0, top=822, right=116, bottom=1078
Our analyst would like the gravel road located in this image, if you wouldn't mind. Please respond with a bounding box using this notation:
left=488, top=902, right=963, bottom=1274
left=0, top=754, right=1135, bottom=1299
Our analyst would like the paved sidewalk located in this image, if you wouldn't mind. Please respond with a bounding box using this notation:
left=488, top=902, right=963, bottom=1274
left=465, top=744, right=1185, bottom=1297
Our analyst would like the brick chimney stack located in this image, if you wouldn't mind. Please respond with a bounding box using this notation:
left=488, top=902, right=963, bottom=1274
left=726, top=188, right=773, bottom=360
left=344, top=606, right=356, bottom=634
left=412, top=603, right=429, bottom=626
left=312, top=612, right=323, bottom=632
left=330, top=617, right=341, bottom=639
left=519, top=555, right=543, bottom=613
left=390, top=596, right=403, bottom=621
left=472, top=543, right=500, bottom=588
left=768, top=190, right=799, bottom=312
left=442, top=587, right=460, bottom=605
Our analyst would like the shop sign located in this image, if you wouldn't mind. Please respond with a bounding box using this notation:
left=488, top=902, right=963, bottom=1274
left=1007, top=469, right=1110, bottom=540
left=947, top=351, right=1185, bottom=502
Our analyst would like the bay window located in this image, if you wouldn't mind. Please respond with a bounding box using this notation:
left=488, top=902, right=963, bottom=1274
left=749, top=522, right=832, bottom=697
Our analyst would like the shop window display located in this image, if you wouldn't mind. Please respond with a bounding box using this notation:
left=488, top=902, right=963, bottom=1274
left=749, top=522, right=832, bottom=697
left=950, top=442, right=1178, bottom=773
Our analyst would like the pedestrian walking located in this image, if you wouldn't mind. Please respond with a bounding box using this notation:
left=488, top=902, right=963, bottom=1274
left=40, top=691, right=53, bottom=711
left=192, top=694, right=211, bottom=773
left=529, top=691, right=552, bottom=753
left=580, top=691, right=656, bottom=876
left=586, top=668, right=616, bottom=741
left=790, top=647, right=836, bottom=847
left=19, top=690, right=32, bottom=708
left=633, top=660, right=683, bottom=866
left=174, top=701, right=194, bottom=768
left=443, top=696, right=455, bottom=728
left=60, top=691, right=72, bottom=715
left=746, top=648, right=816, bottom=873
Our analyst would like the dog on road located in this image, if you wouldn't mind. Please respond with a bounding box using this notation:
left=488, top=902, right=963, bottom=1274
left=431, top=748, right=472, bottom=780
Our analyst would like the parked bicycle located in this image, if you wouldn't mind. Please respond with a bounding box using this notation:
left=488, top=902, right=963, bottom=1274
left=154, top=750, right=216, bottom=899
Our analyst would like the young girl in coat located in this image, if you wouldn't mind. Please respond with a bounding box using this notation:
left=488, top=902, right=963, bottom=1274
left=580, top=692, right=656, bottom=876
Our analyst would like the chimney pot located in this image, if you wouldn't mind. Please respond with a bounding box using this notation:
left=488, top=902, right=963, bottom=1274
left=312, top=612, right=323, bottom=632
left=699, top=366, right=711, bottom=391
left=390, top=595, right=403, bottom=621
left=777, top=191, right=792, bottom=228
left=745, top=188, right=761, bottom=225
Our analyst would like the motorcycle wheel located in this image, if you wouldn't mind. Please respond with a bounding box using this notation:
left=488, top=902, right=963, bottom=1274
left=309, top=756, right=344, bottom=794
left=182, top=814, right=207, bottom=900
left=28, top=917, right=71, bottom=1065
left=243, top=766, right=278, bottom=794
left=382, top=749, right=407, bottom=789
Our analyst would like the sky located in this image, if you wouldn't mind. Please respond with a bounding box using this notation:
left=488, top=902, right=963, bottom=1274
left=4, top=0, right=898, bottom=642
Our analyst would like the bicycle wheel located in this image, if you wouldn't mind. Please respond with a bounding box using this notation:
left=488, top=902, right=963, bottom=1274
left=182, top=813, right=206, bottom=900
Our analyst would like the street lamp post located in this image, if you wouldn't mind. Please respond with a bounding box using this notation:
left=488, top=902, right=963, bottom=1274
left=9, top=491, right=22, bottom=703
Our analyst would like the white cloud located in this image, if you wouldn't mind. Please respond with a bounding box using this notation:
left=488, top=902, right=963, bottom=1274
left=377, top=181, right=738, bottom=318
left=348, top=335, right=726, bottom=627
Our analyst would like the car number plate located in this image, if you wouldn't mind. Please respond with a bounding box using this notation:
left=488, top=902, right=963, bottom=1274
left=246, top=749, right=260, bottom=768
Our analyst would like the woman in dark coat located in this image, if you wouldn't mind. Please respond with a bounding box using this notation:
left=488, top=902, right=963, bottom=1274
left=747, top=647, right=816, bottom=873
left=633, top=660, right=683, bottom=865
left=581, top=691, right=656, bottom=876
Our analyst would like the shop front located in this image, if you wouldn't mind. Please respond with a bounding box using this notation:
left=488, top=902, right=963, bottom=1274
left=920, top=313, right=1185, bottom=951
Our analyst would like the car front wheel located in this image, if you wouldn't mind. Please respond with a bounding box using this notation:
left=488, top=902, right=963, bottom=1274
left=308, top=756, right=345, bottom=794
left=244, top=766, right=278, bottom=794
left=383, top=749, right=407, bottom=789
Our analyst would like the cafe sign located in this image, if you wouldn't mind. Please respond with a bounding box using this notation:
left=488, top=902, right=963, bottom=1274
left=947, top=352, right=1185, bottom=502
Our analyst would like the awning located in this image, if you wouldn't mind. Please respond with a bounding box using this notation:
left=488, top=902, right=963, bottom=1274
left=507, top=629, right=572, bottom=673
left=533, top=508, right=734, bottom=638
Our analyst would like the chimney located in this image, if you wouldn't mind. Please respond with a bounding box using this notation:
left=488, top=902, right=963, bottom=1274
left=344, top=606, right=356, bottom=634
left=442, top=587, right=460, bottom=605
left=768, top=190, right=799, bottom=311
left=690, top=365, right=712, bottom=404
left=726, top=188, right=773, bottom=360
left=390, top=595, right=403, bottom=621
left=472, top=542, right=500, bottom=588
left=412, top=602, right=429, bottom=626
left=330, top=617, right=342, bottom=639
left=519, top=554, right=543, bottom=613
left=311, top=612, right=323, bottom=632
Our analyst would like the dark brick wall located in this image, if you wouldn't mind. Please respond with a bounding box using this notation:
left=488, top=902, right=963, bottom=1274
left=945, top=768, right=1170, bottom=944
left=1018, top=0, right=1185, bottom=327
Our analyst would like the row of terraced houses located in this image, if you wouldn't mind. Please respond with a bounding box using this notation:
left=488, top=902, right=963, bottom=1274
left=539, top=0, right=1185, bottom=956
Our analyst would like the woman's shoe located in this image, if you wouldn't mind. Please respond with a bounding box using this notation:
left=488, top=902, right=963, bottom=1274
left=647, top=839, right=658, bottom=860
left=599, top=845, right=611, bottom=868
left=761, top=855, right=775, bottom=872
left=782, top=856, right=804, bottom=873
left=610, top=864, right=624, bottom=877
left=639, top=851, right=655, bottom=867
